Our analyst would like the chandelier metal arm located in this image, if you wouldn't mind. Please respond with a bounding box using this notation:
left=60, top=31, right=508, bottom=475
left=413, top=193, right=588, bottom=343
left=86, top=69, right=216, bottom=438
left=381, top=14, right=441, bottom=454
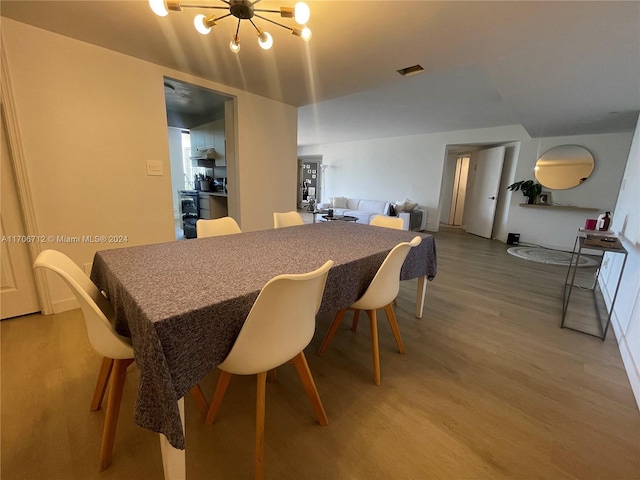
left=234, top=18, right=241, bottom=37
left=253, top=9, right=282, bottom=15
left=179, top=4, right=229, bottom=10
left=248, top=18, right=261, bottom=34
left=211, top=12, right=234, bottom=22
left=253, top=13, right=293, bottom=32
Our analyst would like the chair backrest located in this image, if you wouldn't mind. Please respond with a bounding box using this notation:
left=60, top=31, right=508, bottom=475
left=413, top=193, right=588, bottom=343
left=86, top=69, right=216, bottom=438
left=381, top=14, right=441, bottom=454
left=33, top=250, right=133, bottom=359
left=370, top=215, right=404, bottom=230
left=273, top=211, right=304, bottom=228
left=197, top=217, right=242, bottom=238
left=219, top=260, right=334, bottom=375
left=352, top=236, right=422, bottom=310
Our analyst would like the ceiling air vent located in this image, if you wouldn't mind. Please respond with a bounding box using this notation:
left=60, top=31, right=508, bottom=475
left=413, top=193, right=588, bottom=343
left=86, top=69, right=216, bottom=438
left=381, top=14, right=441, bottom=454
left=396, top=64, right=424, bottom=77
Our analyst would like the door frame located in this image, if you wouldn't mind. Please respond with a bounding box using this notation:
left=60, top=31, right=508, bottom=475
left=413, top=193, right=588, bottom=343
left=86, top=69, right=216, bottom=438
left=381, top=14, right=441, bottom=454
left=1, top=48, right=52, bottom=314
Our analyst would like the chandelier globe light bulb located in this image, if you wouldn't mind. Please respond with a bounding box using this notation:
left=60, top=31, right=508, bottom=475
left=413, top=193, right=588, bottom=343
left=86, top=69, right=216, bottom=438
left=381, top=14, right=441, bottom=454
left=194, top=14, right=212, bottom=34
left=230, top=37, right=241, bottom=53
left=294, top=2, right=310, bottom=25
left=258, top=31, right=273, bottom=50
left=149, top=0, right=169, bottom=16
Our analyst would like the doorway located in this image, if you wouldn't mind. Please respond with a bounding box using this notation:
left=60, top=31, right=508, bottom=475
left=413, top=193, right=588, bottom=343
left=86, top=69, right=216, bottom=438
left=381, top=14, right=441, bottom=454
left=440, top=144, right=510, bottom=239
left=298, top=156, right=323, bottom=209
left=162, top=77, right=235, bottom=239
left=442, top=154, right=470, bottom=226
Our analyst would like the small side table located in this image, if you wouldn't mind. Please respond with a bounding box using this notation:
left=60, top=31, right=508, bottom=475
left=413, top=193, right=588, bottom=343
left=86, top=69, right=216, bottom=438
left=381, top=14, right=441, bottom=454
left=310, top=209, right=329, bottom=223
left=321, top=215, right=358, bottom=222
left=561, top=230, right=628, bottom=340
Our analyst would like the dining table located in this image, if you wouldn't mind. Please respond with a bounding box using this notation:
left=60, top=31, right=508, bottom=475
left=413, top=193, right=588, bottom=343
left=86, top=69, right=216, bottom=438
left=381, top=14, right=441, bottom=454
left=90, top=220, right=437, bottom=478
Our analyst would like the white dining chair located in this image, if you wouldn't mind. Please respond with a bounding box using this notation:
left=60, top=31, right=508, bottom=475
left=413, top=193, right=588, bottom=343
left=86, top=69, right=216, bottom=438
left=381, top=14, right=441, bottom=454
left=273, top=211, right=304, bottom=228
left=318, top=236, right=422, bottom=385
left=368, top=214, right=404, bottom=311
left=197, top=217, right=242, bottom=237
left=370, top=214, right=404, bottom=230
left=204, top=260, right=334, bottom=480
left=33, top=249, right=208, bottom=470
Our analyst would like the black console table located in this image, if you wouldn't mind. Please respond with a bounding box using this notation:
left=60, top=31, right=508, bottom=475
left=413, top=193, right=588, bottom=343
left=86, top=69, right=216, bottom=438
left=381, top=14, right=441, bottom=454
left=561, top=230, right=628, bottom=341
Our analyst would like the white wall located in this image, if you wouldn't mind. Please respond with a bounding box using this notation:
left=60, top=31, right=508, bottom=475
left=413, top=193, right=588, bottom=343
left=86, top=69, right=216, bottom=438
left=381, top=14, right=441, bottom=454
left=2, top=18, right=297, bottom=310
left=600, top=115, right=640, bottom=408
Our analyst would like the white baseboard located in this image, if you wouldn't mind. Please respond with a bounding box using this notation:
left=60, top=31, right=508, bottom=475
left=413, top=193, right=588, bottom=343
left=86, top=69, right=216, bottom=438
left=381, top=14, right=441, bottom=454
left=51, top=296, right=79, bottom=314
left=600, top=277, right=640, bottom=411
left=615, top=322, right=640, bottom=411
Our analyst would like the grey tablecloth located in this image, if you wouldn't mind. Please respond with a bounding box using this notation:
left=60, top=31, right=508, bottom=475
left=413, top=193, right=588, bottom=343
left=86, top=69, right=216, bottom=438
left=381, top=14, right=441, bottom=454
left=90, top=221, right=436, bottom=449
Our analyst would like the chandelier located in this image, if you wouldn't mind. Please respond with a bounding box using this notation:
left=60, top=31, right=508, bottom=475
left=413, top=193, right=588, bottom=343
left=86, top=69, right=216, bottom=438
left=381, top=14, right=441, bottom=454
left=148, top=0, right=311, bottom=53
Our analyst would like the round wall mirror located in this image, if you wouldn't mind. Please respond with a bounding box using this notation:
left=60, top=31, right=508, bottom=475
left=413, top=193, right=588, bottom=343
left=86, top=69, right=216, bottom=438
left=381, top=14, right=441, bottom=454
left=535, top=145, right=594, bottom=190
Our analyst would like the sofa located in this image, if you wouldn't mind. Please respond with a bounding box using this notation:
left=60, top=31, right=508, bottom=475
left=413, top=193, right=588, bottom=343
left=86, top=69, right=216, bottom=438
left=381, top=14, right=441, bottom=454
left=318, top=197, right=426, bottom=231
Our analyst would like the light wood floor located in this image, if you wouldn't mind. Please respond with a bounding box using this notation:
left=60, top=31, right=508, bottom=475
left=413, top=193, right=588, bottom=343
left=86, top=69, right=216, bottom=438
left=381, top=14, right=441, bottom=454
left=2, top=226, right=639, bottom=479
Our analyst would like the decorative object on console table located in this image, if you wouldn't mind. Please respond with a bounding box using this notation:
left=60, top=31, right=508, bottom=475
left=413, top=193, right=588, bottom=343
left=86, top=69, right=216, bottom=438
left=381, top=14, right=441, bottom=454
left=597, top=211, right=611, bottom=231
left=584, top=218, right=598, bottom=230
left=507, top=179, right=542, bottom=205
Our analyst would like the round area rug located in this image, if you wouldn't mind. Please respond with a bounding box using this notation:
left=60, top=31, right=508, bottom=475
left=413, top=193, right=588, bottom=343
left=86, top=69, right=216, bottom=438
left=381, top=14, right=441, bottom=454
left=507, top=246, right=600, bottom=267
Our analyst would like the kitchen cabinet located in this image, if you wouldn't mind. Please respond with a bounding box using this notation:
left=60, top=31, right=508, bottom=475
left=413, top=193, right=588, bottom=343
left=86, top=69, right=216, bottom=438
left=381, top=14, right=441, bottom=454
left=190, top=121, right=215, bottom=151
left=190, top=119, right=225, bottom=166
left=198, top=192, right=228, bottom=220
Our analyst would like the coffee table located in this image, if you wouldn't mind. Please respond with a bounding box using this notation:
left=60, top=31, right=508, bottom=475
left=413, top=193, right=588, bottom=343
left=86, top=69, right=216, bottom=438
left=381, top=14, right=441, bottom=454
left=322, top=214, right=358, bottom=222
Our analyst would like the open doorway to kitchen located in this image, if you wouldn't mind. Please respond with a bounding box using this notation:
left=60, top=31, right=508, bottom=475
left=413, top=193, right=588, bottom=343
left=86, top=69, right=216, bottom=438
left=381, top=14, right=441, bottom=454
left=162, top=77, right=235, bottom=239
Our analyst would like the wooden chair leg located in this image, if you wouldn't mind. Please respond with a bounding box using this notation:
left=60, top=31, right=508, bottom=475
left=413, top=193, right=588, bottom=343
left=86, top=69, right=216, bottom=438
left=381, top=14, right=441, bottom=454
left=318, top=309, right=346, bottom=355
left=189, top=384, right=209, bottom=415
left=384, top=303, right=405, bottom=354
left=255, top=371, right=267, bottom=480
left=367, top=310, right=381, bottom=386
left=90, top=357, right=114, bottom=411
left=350, top=309, right=360, bottom=332
left=292, top=352, right=328, bottom=426
left=205, top=370, right=233, bottom=425
left=99, top=357, right=134, bottom=471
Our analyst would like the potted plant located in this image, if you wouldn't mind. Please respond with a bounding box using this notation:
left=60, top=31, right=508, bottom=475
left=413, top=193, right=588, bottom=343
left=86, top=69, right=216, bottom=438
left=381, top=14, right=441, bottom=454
left=507, top=179, right=542, bottom=204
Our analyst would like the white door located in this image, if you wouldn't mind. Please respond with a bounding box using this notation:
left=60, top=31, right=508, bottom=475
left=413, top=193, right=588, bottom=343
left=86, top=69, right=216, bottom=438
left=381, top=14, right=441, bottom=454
left=1, top=110, right=40, bottom=319
left=461, top=146, right=505, bottom=238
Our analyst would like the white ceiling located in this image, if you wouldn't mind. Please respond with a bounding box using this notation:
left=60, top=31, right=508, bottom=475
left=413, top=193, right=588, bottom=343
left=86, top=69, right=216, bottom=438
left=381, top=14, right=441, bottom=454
left=2, top=1, right=639, bottom=146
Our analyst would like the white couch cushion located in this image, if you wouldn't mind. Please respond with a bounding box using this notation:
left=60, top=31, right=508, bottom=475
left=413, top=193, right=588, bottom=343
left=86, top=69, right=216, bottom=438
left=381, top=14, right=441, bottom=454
left=332, top=196, right=348, bottom=208
left=346, top=198, right=360, bottom=210
left=396, top=198, right=418, bottom=212
left=358, top=199, right=389, bottom=215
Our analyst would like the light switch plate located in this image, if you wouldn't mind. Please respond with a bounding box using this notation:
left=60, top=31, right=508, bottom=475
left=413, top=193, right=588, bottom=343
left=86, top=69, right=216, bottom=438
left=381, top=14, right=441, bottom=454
left=146, top=160, right=164, bottom=176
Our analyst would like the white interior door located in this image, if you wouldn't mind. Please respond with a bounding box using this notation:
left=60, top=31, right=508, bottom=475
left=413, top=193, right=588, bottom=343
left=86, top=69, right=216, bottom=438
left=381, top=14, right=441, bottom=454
left=1, top=110, right=40, bottom=319
left=461, top=146, right=505, bottom=238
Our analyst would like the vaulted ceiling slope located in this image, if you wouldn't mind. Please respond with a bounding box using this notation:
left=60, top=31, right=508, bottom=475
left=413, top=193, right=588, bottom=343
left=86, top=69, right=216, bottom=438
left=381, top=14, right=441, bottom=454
left=2, top=1, right=639, bottom=146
